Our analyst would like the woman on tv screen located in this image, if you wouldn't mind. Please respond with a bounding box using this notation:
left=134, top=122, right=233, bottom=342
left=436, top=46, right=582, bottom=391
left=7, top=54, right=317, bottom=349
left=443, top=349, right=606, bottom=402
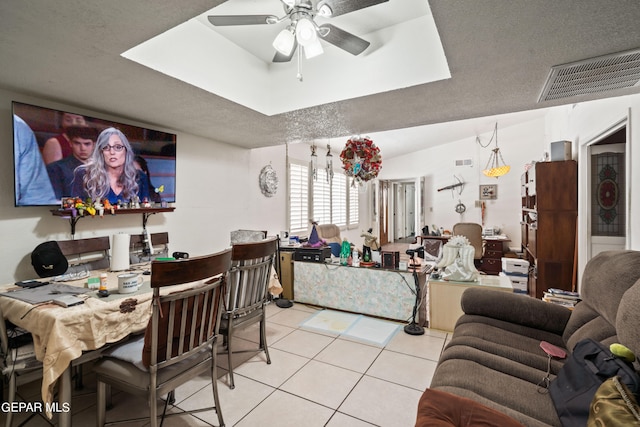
left=71, top=127, right=150, bottom=204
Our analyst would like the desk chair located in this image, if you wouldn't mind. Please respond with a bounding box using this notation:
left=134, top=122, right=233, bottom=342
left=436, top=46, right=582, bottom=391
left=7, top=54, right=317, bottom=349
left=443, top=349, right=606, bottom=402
left=452, top=223, right=483, bottom=267
left=0, top=309, right=52, bottom=427
left=93, top=250, right=231, bottom=427
left=220, top=237, right=277, bottom=389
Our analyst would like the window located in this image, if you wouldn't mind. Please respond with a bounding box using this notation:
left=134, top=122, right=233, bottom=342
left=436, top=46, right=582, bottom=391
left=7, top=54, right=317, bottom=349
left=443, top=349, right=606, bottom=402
left=288, top=162, right=308, bottom=233
left=288, top=161, right=359, bottom=234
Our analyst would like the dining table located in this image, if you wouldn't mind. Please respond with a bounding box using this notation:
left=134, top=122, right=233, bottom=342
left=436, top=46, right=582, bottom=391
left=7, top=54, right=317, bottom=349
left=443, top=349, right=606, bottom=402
left=0, top=264, right=157, bottom=426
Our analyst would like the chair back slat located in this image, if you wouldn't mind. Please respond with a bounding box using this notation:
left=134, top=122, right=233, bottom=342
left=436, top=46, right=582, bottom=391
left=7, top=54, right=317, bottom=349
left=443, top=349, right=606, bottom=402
left=226, top=255, right=275, bottom=315
left=143, top=249, right=231, bottom=370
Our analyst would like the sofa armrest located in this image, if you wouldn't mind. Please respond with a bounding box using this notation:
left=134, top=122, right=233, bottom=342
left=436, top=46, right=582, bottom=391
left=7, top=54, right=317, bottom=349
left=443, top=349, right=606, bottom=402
left=460, top=288, right=572, bottom=335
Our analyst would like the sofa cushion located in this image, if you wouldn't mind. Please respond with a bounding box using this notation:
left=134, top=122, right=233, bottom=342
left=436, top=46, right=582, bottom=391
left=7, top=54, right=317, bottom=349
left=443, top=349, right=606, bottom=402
left=460, top=288, right=571, bottom=335
left=617, top=278, right=640, bottom=361
left=416, top=388, right=525, bottom=427
left=443, top=335, right=565, bottom=378
left=580, top=251, right=640, bottom=328
left=430, top=358, right=562, bottom=426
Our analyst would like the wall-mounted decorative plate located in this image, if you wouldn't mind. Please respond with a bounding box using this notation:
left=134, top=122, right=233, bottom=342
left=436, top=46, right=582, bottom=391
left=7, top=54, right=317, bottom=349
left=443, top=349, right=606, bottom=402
left=259, top=164, right=278, bottom=197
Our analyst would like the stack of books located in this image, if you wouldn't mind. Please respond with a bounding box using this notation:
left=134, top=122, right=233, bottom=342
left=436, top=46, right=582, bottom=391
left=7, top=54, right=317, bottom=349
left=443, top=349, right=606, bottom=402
left=542, top=288, right=581, bottom=309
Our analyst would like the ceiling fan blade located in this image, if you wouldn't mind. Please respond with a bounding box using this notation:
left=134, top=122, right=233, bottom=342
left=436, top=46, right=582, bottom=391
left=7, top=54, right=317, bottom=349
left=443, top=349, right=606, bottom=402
left=317, top=0, right=388, bottom=17
left=320, top=24, right=370, bottom=56
left=273, top=40, right=298, bottom=63
left=207, top=15, right=276, bottom=26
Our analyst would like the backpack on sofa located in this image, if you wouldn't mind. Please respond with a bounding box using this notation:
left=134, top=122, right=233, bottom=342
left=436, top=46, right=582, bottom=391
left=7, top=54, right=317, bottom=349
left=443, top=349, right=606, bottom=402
left=549, top=338, right=640, bottom=427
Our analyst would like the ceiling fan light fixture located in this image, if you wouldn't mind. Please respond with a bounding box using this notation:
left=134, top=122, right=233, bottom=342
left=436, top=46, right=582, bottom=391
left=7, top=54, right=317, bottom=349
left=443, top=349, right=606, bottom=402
left=296, top=17, right=318, bottom=47
left=318, top=4, right=333, bottom=17
left=304, top=39, right=323, bottom=59
left=273, top=28, right=296, bottom=55
left=282, top=0, right=296, bottom=7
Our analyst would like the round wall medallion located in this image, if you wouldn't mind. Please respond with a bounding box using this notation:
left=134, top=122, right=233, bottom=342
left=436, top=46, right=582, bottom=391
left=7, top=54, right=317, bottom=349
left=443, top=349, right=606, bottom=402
left=259, top=165, right=278, bottom=197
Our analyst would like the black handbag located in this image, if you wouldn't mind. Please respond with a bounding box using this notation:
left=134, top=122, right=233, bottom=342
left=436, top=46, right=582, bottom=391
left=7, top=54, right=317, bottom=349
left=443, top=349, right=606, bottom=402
left=549, top=338, right=640, bottom=427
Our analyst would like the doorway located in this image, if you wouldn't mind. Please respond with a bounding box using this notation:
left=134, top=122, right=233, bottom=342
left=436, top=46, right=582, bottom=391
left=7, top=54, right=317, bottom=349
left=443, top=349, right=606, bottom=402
left=394, top=181, right=416, bottom=241
left=587, top=126, right=628, bottom=259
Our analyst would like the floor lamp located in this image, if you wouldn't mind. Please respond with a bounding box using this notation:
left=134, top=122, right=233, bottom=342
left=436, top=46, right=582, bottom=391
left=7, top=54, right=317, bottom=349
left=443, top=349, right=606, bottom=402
left=404, top=247, right=425, bottom=335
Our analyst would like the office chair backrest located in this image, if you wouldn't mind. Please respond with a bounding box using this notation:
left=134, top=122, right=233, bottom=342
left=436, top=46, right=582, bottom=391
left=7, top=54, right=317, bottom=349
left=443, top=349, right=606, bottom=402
left=452, top=223, right=483, bottom=260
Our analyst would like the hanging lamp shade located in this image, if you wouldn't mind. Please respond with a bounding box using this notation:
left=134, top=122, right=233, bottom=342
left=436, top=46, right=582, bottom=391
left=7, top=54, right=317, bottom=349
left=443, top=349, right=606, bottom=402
left=483, top=147, right=511, bottom=177
left=479, top=123, right=510, bottom=178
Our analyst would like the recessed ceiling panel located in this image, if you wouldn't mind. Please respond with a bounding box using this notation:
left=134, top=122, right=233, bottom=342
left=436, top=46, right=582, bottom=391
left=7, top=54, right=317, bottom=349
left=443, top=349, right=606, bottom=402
left=122, top=0, right=450, bottom=116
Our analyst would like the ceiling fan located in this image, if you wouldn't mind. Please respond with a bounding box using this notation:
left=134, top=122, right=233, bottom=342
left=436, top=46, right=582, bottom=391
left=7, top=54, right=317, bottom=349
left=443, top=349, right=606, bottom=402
left=208, top=0, right=388, bottom=62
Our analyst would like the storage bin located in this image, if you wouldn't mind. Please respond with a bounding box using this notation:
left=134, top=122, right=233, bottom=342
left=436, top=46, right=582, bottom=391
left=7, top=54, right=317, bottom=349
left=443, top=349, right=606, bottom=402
left=502, top=257, right=529, bottom=275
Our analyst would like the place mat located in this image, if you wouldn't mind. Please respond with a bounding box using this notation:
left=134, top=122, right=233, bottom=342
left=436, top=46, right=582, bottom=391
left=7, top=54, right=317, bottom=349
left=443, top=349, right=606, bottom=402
left=300, top=309, right=400, bottom=347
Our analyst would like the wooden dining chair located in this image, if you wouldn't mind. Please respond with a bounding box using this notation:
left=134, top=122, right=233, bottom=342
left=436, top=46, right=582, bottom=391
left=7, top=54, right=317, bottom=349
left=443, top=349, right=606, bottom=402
left=93, top=249, right=231, bottom=427
left=129, top=231, right=170, bottom=263
left=57, top=236, right=111, bottom=271
left=221, top=237, right=277, bottom=389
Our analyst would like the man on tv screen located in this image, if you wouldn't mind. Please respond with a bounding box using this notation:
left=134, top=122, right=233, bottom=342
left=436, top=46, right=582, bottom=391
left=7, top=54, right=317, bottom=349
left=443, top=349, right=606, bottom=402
left=13, top=115, right=57, bottom=206
left=46, top=126, right=98, bottom=200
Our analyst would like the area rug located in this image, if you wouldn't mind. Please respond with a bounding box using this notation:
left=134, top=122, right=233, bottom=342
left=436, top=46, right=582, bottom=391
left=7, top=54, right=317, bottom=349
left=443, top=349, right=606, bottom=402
left=300, top=309, right=400, bottom=347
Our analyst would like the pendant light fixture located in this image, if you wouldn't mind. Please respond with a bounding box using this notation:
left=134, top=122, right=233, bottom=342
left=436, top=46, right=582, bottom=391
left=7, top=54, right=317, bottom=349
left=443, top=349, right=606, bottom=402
left=478, top=123, right=510, bottom=178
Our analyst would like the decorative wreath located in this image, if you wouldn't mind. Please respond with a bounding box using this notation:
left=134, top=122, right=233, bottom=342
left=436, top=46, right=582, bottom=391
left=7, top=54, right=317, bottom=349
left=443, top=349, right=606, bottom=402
left=339, top=136, right=382, bottom=184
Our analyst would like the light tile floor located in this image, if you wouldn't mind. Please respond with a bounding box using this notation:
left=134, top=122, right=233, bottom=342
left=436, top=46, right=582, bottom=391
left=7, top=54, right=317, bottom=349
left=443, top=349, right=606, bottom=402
left=4, top=302, right=451, bottom=427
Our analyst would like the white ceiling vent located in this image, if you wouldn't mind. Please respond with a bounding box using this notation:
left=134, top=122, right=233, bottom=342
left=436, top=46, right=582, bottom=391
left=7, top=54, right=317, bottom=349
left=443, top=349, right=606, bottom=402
left=539, top=48, right=640, bottom=102
left=455, top=158, right=473, bottom=167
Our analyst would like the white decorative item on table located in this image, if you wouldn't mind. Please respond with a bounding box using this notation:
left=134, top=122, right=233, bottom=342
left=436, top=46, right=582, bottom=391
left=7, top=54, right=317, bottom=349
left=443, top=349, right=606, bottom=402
left=437, top=235, right=478, bottom=281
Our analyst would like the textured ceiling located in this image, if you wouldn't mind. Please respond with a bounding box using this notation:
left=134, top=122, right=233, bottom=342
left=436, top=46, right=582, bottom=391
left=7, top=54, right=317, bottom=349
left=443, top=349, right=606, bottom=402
left=1, top=0, right=639, bottom=159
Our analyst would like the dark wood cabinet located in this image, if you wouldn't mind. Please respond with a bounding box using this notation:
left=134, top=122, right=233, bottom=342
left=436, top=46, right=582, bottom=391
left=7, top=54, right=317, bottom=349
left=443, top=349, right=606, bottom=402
left=482, top=239, right=509, bottom=275
left=521, top=160, right=577, bottom=298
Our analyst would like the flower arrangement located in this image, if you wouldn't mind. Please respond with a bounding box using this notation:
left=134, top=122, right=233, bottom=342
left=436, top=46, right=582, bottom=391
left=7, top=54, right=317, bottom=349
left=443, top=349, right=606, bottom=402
left=339, top=136, right=382, bottom=184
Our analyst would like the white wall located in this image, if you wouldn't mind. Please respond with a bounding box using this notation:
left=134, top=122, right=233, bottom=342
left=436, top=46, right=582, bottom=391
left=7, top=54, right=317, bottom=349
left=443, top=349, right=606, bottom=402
left=1, top=87, right=255, bottom=284
left=381, top=93, right=640, bottom=284
left=544, top=93, right=640, bottom=279
left=380, top=117, right=548, bottom=248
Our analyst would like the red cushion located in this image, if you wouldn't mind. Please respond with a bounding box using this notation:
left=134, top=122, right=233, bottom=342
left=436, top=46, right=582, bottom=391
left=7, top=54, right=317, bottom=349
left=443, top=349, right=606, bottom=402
left=415, top=389, right=525, bottom=427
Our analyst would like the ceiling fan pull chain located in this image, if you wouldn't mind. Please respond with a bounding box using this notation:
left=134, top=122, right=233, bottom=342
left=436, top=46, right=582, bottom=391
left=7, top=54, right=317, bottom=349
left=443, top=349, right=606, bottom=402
left=296, top=46, right=303, bottom=82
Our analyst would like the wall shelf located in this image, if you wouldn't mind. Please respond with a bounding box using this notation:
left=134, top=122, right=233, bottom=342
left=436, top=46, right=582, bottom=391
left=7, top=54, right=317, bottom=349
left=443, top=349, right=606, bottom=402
left=51, top=207, right=175, bottom=236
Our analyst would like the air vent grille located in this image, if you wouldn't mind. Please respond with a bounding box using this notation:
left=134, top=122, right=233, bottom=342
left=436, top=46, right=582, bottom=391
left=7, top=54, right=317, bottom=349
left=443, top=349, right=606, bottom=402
left=539, top=48, right=640, bottom=102
left=455, top=159, right=473, bottom=167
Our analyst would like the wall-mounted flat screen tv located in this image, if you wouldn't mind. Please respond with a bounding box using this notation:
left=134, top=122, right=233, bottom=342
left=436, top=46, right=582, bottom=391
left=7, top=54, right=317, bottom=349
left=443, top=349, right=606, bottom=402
left=12, top=101, right=176, bottom=207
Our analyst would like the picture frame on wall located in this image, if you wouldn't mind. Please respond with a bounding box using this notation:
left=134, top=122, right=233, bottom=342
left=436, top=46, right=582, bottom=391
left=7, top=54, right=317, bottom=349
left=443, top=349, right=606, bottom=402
left=479, top=184, right=498, bottom=200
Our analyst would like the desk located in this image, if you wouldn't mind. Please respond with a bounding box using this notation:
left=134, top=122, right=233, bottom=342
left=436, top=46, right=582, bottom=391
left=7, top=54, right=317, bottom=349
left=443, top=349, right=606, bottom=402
left=428, top=274, right=513, bottom=331
left=0, top=267, right=155, bottom=425
left=293, top=261, right=429, bottom=325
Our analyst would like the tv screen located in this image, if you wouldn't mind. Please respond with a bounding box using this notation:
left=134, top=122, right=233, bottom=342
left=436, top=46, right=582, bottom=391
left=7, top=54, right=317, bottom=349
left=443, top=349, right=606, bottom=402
left=12, top=101, right=176, bottom=207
